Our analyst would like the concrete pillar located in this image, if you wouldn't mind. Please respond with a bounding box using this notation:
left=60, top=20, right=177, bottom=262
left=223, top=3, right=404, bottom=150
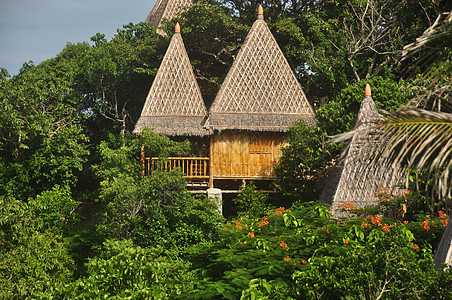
left=207, top=188, right=222, bottom=215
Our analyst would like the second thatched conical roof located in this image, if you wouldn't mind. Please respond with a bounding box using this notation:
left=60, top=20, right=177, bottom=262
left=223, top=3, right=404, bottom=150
left=320, top=85, right=402, bottom=216
left=146, top=0, right=192, bottom=29
left=134, top=24, right=208, bottom=136
left=204, top=7, right=315, bottom=132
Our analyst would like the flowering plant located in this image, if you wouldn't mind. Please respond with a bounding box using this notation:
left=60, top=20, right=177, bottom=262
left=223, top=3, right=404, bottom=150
left=186, top=201, right=451, bottom=299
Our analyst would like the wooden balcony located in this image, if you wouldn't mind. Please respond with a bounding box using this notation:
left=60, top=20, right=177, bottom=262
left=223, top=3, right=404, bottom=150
left=143, top=157, right=210, bottom=183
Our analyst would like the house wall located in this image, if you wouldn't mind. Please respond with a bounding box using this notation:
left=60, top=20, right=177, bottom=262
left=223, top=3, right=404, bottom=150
left=210, top=131, right=285, bottom=179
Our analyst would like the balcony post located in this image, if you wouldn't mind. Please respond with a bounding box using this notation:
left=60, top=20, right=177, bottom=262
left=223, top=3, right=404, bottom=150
left=141, top=145, right=145, bottom=177
left=209, top=135, right=214, bottom=188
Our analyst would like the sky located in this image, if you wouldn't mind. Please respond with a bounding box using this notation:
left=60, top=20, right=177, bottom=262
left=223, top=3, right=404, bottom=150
left=0, top=0, right=157, bottom=75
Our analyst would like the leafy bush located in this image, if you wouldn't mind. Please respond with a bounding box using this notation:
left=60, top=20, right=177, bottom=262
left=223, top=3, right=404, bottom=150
left=98, top=169, right=223, bottom=249
left=94, top=128, right=190, bottom=181
left=275, top=121, right=341, bottom=202
left=95, top=129, right=221, bottom=249
left=28, top=185, right=79, bottom=233
left=63, top=239, right=194, bottom=299
left=232, top=182, right=273, bottom=219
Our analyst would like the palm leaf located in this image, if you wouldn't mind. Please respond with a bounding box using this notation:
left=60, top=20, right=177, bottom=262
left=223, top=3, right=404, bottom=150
left=376, top=109, right=452, bottom=199
left=402, top=12, right=452, bottom=113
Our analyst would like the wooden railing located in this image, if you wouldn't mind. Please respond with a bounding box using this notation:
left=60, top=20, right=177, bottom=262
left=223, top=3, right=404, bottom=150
left=143, top=157, right=210, bottom=183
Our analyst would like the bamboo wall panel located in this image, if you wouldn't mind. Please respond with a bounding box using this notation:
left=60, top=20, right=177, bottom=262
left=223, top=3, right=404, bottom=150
left=211, top=131, right=285, bottom=179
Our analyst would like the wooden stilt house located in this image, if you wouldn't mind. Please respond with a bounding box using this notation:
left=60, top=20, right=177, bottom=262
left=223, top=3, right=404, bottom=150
left=319, top=85, right=402, bottom=216
left=204, top=6, right=315, bottom=186
left=135, top=7, right=315, bottom=192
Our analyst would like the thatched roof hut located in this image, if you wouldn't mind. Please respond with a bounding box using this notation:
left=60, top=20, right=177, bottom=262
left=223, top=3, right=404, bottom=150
left=145, top=0, right=192, bottom=31
left=204, top=6, right=315, bottom=132
left=134, top=23, right=209, bottom=136
left=320, top=85, right=402, bottom=216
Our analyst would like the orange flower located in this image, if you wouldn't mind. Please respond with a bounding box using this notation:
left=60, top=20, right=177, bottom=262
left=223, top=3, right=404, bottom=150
left=421, top=220, right=431, bottom=231
left=413, top=244, right=419, bottom=249
left=279, top=241, right=289, bottom=250
left=344, top=239, right=349, bottom=244
left=247, top=232, right=255, bottom=238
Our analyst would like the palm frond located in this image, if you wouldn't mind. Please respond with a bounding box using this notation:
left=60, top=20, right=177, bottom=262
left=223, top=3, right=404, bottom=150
left=401, top=12, right=452, bottom=61
left=369, top=109, right=452, bottom=200
left=405, top=62, right=452, bottom=113
left=402, top=12, right=452, bottom=113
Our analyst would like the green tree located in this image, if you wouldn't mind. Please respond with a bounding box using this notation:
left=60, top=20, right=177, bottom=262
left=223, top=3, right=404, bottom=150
left=0, top=62, right=88, bottom=199
left=232, top=182, right=273, bottom=219
left=186, top=202, right=451, bottom=299
left=75, top=22, right=166, bottom=137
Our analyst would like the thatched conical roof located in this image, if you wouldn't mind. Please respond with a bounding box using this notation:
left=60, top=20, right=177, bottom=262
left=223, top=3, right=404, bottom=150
left=320, top=85, right=402, bottom=216
left=134, top=24, right=208, bottom=136
left=146, top=0, right=192, bottom=32
left=204, top=6, right=315, bottom=132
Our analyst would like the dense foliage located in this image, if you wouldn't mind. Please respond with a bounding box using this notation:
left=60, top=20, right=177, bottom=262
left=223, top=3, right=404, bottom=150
left=185, top=201, right=451, bottom=299
left=0, top=0, right=450, bottom=298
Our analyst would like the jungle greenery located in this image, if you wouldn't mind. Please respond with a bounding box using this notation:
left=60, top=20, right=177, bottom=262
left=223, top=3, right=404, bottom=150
left=0, top=0, right=451, bottom=298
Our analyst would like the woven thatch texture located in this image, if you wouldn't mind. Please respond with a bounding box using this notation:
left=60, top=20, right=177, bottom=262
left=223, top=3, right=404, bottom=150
left=320, top=95, right=402, bottom=217
left=134, top=31, right=209, bottom=136
left=205, top=16, right=315, bottom=132
left=433, top=215, right=452, bottom=270
left=146, top=0, right=192, bottom=28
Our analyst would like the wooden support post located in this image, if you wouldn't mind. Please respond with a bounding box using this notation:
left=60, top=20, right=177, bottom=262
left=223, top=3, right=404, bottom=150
left=141, top=145, right=145, bottom=177
left=209, top=135, right=214, bottom=188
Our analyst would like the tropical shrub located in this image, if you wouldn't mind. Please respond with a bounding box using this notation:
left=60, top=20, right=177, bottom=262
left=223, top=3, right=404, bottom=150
left=232, top=182, right=273, bottom=219
left=98, top=169, right=223, bottom=249
left=275, top=121, right=341, bottom=202
left=63, top=239, right=194, bottom=299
